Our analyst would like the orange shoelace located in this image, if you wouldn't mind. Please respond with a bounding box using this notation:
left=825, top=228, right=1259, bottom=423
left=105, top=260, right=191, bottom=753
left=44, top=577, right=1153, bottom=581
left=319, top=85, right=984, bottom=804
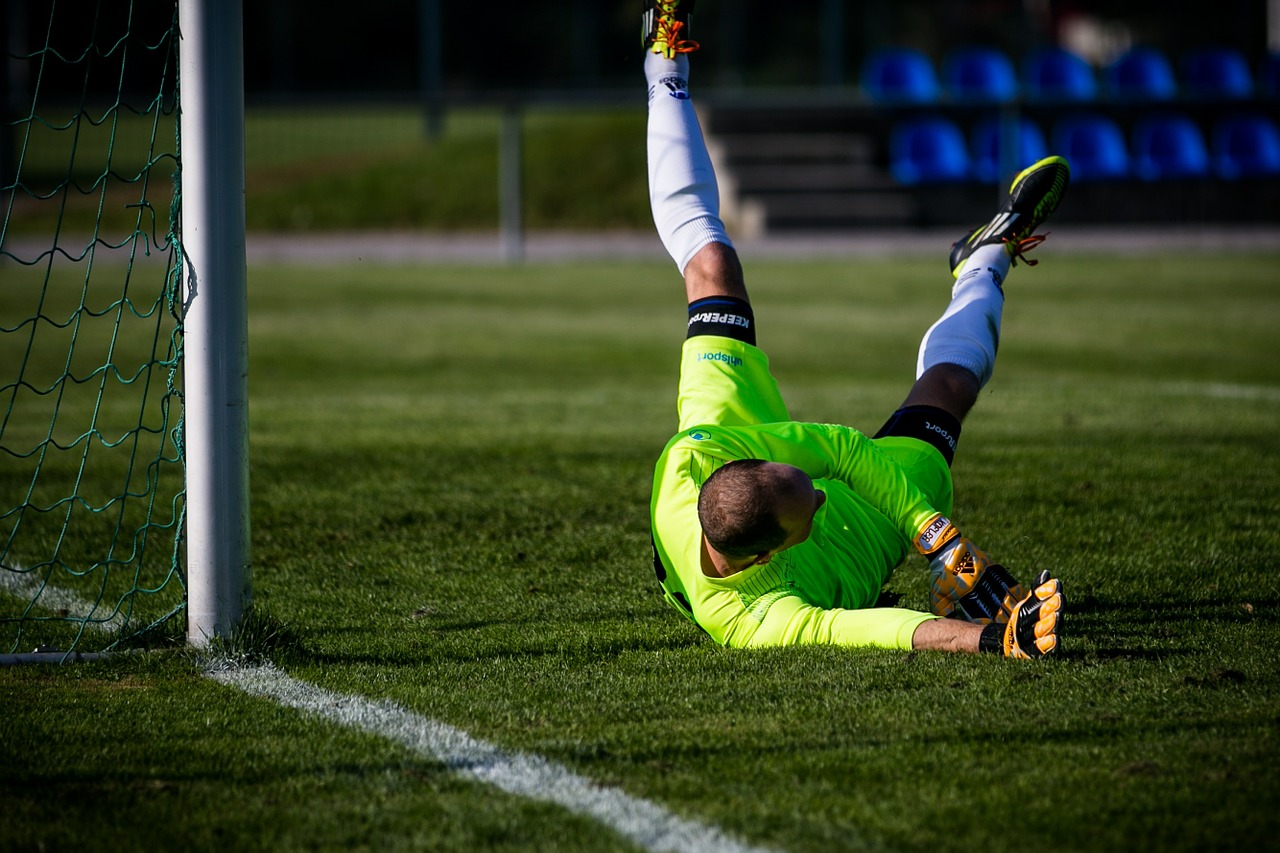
left=653, top=9, right=700, bottom=55
left=1004, top=233, right=1048, bottom=267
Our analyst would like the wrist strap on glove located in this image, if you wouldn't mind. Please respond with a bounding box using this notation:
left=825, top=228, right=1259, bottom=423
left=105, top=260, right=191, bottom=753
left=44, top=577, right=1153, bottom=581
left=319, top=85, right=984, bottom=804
left=978, top=622, right=1003, bottom=654
left=915, top=513, right=959, bottom=557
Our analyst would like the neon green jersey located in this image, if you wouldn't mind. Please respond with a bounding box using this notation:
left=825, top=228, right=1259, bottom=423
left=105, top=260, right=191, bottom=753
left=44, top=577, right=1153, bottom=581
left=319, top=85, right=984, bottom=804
left=649, top=338, right=951, bottom=650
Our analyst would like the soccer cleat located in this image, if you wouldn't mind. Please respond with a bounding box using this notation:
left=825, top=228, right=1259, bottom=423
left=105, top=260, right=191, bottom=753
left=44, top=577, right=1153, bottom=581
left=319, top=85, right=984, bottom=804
left=948, top=154, right=1071, bottom=277
left=642, top=0, right=699, bottom=59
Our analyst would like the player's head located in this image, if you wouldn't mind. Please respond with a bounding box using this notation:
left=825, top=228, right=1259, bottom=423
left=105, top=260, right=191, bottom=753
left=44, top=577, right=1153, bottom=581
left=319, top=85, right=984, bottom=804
left=698, top=460, right=826, bottom=565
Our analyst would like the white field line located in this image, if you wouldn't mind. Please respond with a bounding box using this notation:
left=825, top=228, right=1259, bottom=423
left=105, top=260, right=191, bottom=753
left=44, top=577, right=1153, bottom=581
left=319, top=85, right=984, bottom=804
left=209, top=663, right=778, bottom=853
left=1153, top=381, right=1280, bottom=403
left=0, top=563, right=126, bottom=633
left=7, top=573, right=781, bottom=851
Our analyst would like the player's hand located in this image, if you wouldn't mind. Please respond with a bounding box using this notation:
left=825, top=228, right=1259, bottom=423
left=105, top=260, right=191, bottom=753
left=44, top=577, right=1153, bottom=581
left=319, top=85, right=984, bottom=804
left=928, top=537, right=1028, bottom=624
left=1002, top=570, right=1062, bottom=659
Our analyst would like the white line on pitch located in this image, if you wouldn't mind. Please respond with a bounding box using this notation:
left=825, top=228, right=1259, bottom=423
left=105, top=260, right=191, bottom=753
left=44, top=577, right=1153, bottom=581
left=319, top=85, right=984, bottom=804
left=0, top=564, right=126, bottom=633
left=208, top=663, right=778, bottom=853
left=1154, top=381, right=1280, bottom=402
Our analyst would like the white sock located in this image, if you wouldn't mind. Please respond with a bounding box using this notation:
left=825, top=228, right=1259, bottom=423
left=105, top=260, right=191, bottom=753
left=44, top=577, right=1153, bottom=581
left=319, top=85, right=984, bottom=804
left=645, top=52, right=732, bottom=274
left=916, top=244, right=1013, bottom=388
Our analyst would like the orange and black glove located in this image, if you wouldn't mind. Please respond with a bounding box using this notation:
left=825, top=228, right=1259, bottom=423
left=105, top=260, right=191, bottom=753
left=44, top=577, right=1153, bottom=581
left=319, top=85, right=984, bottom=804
left=914, top=515, right=1027, bottom=624
left=978, top=570, right=1063, bottom=659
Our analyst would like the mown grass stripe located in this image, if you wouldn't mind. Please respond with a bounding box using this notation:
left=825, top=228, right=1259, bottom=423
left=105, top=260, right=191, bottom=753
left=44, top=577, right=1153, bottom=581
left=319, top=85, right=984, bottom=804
left=208, top=663, right=778, bottom=853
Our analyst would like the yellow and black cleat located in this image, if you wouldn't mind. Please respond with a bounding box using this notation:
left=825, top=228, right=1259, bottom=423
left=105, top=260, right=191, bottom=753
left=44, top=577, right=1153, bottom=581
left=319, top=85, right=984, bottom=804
left=949, top=155, right=1071, bottom=277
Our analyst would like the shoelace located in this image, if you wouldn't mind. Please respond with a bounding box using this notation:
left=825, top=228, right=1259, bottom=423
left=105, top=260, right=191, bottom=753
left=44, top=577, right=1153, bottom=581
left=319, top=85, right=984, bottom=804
left=653, top=6, right=699, bottom=55
left=1004, top=233, right=1048, bottom=267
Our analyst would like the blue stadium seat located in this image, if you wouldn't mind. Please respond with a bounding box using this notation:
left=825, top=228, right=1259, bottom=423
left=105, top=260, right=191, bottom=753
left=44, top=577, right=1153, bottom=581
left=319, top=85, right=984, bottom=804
left=942, top=47, right=1018, bottom=102
left=1130, top=114, right=1210, bottom=180
left=1104, top=47, right=1177, bottom=100
left=1051, top=114, right=1129, bottom=180
left=1021, top=48, right=1097, bottom=101
left=890, top=116, right=971, bottom=184
left=970, top=116, right=1048, bottom=183
left=1212, top=114, right=1280, bottom=178
left=862, top=48, right=940, bottom=104
left=1180, top=47, right=1252, bottom=98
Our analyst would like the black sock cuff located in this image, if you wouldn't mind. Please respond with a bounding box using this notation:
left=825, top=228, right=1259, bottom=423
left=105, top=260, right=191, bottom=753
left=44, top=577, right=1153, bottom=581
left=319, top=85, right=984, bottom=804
left=872, top=405, right=962, bottom=466
left=687, top=296, right=756, bottom=345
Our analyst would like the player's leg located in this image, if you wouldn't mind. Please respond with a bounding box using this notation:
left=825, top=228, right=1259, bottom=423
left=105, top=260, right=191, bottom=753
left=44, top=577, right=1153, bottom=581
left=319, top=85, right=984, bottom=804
left=643, top=1, right=749, bottom=312
left=644, top=1, right=787, bottom=431
left=875, top=155, right=1072, bottom=462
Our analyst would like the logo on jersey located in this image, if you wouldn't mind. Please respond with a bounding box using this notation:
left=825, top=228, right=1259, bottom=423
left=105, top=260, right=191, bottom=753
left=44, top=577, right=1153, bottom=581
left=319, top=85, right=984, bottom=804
left=697, top=351, right=743, bottom=368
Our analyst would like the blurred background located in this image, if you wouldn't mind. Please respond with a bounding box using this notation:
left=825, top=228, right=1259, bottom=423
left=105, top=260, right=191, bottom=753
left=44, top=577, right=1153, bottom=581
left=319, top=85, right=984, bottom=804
left=5, top=0, right=1280, bottom=236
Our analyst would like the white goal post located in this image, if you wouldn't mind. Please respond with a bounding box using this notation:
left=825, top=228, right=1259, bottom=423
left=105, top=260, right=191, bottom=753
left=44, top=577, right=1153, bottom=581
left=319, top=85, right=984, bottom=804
left=179, top=0, right=251, bottom=646
left=1, top=0, right=251, bottom=658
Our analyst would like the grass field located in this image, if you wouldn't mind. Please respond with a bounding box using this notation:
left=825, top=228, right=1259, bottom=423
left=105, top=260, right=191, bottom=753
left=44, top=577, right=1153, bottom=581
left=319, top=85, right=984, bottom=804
left=3, top=248, right=1280, bottom=851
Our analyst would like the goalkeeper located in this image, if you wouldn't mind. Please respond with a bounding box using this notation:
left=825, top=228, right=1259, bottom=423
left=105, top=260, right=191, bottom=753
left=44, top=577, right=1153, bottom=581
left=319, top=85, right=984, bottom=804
left=643, top=0, right=1064, bottom=659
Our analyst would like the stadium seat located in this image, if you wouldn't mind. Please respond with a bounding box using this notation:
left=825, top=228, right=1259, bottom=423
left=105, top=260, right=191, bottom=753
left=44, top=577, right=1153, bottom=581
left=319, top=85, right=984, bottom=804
left=1260, top=53, right=1280, bottom=98
left=889, top=116, right=970, bottom=184
left=1212, top=114, right=1280, bottom=178
left=942, top=46, right=1018, bottom=102
left=1021, top=48, right=1097, bottom=101
left=970, top=115, right=1048, bottom=183
left=1130, top=114, right=1210, bottom=180
left=861, top=48, right=940, bottom=104
left=1051, top=114, right=1129, bottom=180
left=1180, top=47, right=1252, bottom=98
left=1104, top=47, right=1177, bottom=100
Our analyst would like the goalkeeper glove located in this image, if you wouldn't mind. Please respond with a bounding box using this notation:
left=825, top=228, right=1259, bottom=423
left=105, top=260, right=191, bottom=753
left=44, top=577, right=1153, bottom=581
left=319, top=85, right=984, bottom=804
left=979, top=570, right=1062, bottom=659
left=929, top=538, right=1028, bottom=624
left=913, top=515, right=1026, bottom=624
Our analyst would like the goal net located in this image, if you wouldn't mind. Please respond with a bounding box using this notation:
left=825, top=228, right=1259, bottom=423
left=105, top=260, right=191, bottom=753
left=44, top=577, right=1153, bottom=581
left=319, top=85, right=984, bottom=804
left=1, top=0, right=186, bottom=655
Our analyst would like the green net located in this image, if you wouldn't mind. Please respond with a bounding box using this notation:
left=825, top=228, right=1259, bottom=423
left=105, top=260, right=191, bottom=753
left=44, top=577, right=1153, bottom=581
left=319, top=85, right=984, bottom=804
left=1, top=0, right=185, bottom=655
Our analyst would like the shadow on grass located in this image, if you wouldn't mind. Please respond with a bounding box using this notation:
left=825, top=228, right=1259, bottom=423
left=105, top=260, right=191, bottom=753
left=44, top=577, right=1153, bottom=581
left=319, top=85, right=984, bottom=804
left=1059, top=593, right=1277, bottom=662
left=265, top=590, right=1276, bottom=670
left=290, top=627, right=707, bottom=669
left=1068, top=594, right=1276, bottom=618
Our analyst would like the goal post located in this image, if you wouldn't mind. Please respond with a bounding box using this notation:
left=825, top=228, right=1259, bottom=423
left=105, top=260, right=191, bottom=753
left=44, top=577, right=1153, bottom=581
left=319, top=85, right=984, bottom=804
left=178, top=0, right=251, bottom=647
left=0, top=0, right=250, bottom=656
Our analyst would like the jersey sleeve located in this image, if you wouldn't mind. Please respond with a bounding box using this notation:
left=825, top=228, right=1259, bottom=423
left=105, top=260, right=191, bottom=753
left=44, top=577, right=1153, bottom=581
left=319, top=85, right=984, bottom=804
left=738, top=594, right=936, bottom=650
left=691, top=420, right=942, bottom=542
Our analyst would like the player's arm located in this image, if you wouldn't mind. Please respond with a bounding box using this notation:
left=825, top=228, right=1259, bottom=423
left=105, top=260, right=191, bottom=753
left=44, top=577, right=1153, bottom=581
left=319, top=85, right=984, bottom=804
left=709, top=421, right=942, bottom=534
left=702, top=421, right=1011, bottom=619
left=734, top=582, right=1061, bottom=658
left=736, top=593, right=935, bottom=650
left=911, top=616, right=981, bottom=652
left=691, top=422, right=1053, bottom=629
left=914, top=571, right=1063, bottom=657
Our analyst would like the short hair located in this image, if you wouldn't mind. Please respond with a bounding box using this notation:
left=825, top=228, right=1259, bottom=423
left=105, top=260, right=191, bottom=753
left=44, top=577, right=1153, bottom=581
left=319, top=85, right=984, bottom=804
left=697, top=459, right=787, bottom=559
